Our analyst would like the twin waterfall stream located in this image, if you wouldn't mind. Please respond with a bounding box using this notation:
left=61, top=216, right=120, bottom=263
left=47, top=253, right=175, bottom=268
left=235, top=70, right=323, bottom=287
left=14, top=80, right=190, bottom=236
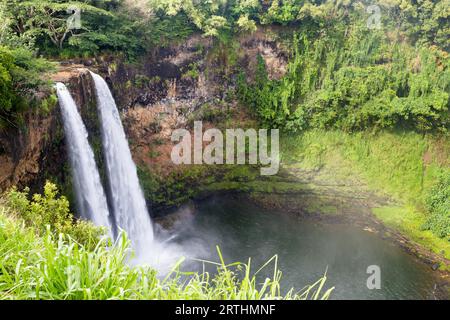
left=55, top=83, right=111, bottom=233
left=56, top=72, right=155, bottom=261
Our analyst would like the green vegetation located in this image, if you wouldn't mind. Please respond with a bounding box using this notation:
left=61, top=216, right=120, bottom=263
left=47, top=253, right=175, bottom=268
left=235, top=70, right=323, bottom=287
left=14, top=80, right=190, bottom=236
left=151, top=0, right=449, bottom=51
left=1, top=0, right=147, bottom=57
left=282, top=130, right=450, bottom=252
left=3, top=182, right=104, bottom=250
left=0, top=0, right=197, bottom=59
left=0, top=0, right=194, bottom=127
left=0, top=46, right=54, bottom=128
left=238, top=28, right=449, bottom=133
left=423, top=172, right=450, bottom=240
left=138, top=164, right=258, bottom=210
left=1, top=1, right=448, bottom=130
left=0, top=184, right=333, bottom=300
left=2, top=0, right=447, bottom=63
left=373, top=206, right=450, bottom=266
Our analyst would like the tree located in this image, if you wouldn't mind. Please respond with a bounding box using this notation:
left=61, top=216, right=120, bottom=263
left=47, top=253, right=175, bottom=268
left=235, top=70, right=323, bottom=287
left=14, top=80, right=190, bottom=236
left=3, top=0, right=111, bottom=49
left=149, top=0, right=231, bottom=36
left=0, top=45, right=54, bottom=127
left=236, top=14, right=257, bottom=33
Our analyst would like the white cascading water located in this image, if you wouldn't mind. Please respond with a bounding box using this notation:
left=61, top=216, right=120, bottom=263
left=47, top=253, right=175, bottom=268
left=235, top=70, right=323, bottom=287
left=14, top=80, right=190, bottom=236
left=55, top=83, right=112, bottom=234
left=89, top=72, right=154, bottom=256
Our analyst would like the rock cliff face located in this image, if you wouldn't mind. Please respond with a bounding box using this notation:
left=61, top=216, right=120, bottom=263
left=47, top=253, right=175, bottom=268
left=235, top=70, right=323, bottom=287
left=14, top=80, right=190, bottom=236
left=96, top=29, right=288, bottom=111
left=0, top=65, right=96, bottom=193
left=93, top=29, right=289, bottom=176
left=0, top=109, right=56, bottom=191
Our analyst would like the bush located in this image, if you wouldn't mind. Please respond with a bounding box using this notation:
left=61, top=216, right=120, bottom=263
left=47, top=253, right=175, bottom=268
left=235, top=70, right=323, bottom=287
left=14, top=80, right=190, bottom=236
left=3, top=182, right=104, bottom=249
left=0, top=46, right=54, bottom=127
left=423, top=172, right=450, bottom=240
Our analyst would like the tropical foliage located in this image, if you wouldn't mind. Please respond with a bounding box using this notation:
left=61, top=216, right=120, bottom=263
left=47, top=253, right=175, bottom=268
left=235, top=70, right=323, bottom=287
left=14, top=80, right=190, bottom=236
left=0, top=45, right=54, bottom=127
left=0, top=0, right=154, bottom=57
left=237, top=27, right=450, bottom=132
left=1, top=0, right=449, bottom=129
left=150, top=0, right=450, bottom=50
left=2, top=182, right=104, bottom=249
left=423, top=171, right=450, bottom=240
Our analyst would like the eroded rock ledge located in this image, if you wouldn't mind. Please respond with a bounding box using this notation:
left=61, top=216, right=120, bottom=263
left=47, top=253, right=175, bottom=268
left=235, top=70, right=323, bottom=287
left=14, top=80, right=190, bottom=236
left=0, top=65, right=95, bottom=193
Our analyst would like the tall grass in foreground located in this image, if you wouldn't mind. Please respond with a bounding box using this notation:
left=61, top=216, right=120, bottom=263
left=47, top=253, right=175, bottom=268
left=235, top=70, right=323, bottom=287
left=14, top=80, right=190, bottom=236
left=0, top=208, right=334, bottom=300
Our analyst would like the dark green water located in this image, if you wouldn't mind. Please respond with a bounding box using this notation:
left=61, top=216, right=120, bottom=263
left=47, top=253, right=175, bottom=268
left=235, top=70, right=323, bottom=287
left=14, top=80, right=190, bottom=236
left=172, top=196, right=447, bottom=300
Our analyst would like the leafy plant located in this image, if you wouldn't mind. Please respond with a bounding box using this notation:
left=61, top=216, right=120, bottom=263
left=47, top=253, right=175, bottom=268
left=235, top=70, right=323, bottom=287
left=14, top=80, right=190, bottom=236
left=423, top=171, right=450, bottom=240
left=3, top=182, right=104, bottom=249
left=0, top=45, right=54, bottom=127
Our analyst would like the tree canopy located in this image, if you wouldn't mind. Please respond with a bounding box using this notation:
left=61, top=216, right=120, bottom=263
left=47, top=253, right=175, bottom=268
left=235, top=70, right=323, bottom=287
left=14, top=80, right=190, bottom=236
left=0, top=0, right=448, bottom=130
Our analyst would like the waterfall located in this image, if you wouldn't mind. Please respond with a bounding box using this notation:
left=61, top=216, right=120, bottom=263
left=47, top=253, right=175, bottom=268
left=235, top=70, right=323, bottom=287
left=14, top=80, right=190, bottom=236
left=55, top=83, right=112, bottom=233
left=90, top=72, right=154, bottom=255
left=58, top=75, right=188, bottom=270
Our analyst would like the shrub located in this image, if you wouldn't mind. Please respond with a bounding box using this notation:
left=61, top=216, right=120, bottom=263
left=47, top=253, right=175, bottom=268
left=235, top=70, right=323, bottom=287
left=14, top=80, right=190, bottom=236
left=423, top=172, right=450, bottom=240
left=3, top=182, right=104, bottom=249
left=0, top=46, right=54, bottom=127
